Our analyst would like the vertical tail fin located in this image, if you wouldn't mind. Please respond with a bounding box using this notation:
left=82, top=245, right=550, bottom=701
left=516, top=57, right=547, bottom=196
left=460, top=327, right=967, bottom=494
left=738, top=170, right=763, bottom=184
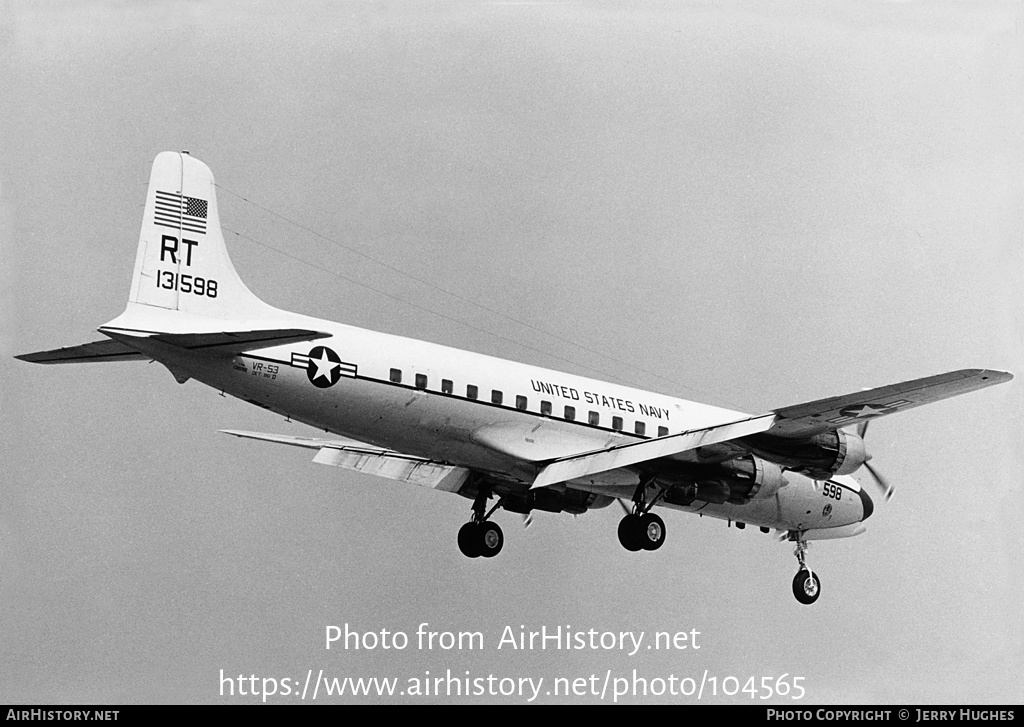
left=128, top=151, right=273, bottom=319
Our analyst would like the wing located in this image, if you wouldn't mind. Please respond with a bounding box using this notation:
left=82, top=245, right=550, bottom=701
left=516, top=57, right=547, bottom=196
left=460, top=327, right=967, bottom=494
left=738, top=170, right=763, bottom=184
left=531, top=368, right=1012, bottom=488
left=17, top=328, right=331, bottom=364
left=764, top=368, right=1013, bottom=438
left=530, top=414, right=776, bottom=489
left=220, top=430, right=471, bottom=492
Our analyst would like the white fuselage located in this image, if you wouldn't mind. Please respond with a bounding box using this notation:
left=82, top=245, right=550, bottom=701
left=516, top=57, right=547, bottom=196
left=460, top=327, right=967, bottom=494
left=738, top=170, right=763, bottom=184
left=124, top=308, right=869, bottom=534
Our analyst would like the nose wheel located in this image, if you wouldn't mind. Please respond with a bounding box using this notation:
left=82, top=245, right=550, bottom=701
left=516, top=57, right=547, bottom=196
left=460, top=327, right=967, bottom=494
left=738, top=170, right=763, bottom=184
left=790, top=535, right=821, bottom=605
left=792, top=569, right=820, bottom=605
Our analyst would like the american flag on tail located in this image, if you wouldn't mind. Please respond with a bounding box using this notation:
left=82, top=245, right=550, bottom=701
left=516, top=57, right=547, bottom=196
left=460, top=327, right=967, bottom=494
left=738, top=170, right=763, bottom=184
left=154, top=190, right=208, bottom=234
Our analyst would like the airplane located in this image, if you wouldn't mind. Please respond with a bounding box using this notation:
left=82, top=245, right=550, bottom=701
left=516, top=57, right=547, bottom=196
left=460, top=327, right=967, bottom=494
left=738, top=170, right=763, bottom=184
left=16, top=151, right=1013, bottom=605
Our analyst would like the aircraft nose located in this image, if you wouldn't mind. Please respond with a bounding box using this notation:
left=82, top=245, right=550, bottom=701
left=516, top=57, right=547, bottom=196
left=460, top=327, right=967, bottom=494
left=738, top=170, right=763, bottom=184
left=858, top=486, right=874, bottom=521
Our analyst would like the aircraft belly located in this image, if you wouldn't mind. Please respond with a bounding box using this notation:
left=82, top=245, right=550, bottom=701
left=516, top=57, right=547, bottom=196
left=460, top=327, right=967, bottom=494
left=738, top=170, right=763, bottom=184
left=654, top=497, right=780, bottom=529
left=179, top=353, right=535, bottom=481
left=566, top=468, right=641, bottom=490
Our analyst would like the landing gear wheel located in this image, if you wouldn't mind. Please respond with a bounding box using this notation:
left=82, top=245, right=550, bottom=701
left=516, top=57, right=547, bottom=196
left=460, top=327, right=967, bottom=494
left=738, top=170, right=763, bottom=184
left=792, top=569, right=821, bottom=605
left=478, top=521, right=504, bottom=558
left=640, top=513, right=666, bottom=551
left=458, top=522, right=481, bottom=558
left=618, top=514, right=643, bottom=552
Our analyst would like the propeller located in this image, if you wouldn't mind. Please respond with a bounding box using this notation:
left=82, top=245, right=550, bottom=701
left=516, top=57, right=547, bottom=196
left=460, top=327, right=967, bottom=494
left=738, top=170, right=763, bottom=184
left=854, top=420, right=895, bottom=502
left=863, top=460, right=895, bottom=502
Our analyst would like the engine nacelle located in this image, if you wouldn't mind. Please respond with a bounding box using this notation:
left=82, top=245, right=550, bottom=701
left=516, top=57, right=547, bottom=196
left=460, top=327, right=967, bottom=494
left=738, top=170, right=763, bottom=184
left=501, top=487, right=614, bottom=515
left=742, top=428, right=867, bottom=480
left=659, top=455, right=788, bottom=506
left=832, top=429, right=868, bottom=475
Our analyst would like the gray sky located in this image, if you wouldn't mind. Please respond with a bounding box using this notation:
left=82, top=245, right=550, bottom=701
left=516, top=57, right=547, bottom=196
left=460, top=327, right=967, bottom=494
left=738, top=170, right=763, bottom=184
left=2, top=1, right=1021, bottom=704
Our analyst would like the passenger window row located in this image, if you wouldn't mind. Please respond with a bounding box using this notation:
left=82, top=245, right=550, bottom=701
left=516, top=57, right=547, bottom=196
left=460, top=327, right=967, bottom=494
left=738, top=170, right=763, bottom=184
left=388, top=368, right=668, bottom=437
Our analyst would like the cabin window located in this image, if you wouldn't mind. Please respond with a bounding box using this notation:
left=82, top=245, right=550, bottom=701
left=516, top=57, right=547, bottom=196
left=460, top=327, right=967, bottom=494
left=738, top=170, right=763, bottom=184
left=516, top=395, right=527, bottom=410
left=564, top=406, right=576, bottom=421
left=540, top=400, right=552, bottom=416
left=612, top=416, right=623, bottom=431
left=389, top=368, right=402, bottom=384
left=467, top=384, right=478, bottom=400
left=492, top=390, right=503, bottom=405
left=588, top=411, right=599, bottom=426
left=441, top=379, right=453, bottom=394
left=635, top=421, right=646, bottom=436
left=415, top=373, right=427, bottom=390
left=658, top=426, right=668, bottom=437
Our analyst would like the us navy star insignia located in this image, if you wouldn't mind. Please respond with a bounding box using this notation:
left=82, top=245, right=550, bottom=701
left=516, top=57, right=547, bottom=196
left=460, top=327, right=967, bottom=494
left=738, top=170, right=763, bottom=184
left=289, top=346, right=357, bottom=388
left=826, top=398, right=913, bottom=424
left=304, top=345, right=342, bottom=388
left=839, top=404, right=891, bottom=418
left=311, top=349, right=340, bottom=382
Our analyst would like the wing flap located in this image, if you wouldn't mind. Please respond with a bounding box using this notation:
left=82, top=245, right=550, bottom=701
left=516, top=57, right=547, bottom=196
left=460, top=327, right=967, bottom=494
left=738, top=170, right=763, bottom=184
left=220, top=430, right=470, bottom=493
left=530, top=414, right=776, bottom=489
left=766, top=368, right=1013, bottom=438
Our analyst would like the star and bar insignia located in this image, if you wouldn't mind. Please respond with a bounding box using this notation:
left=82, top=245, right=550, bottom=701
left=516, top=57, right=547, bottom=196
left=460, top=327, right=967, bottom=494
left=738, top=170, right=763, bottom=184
left=826, top=399, right=912, bottom=425
left=290, top=346, right=356, bottom=388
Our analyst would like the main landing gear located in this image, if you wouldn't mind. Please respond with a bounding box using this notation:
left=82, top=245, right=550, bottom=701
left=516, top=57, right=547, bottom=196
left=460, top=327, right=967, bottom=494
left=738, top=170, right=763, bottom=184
left=617, top=481, right=667, bottom=552
left=457, top=486, right=504, bottom=559
left=790, top=535, right=820, bottom=605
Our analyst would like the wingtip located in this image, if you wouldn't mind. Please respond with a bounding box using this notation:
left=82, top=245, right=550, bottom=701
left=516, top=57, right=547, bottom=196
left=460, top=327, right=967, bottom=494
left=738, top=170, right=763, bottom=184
left=978, top=369, right=1014, bottom=385
left=13, top=349, right=62, bottom=363
left=14, top=351, right=59, bottom=364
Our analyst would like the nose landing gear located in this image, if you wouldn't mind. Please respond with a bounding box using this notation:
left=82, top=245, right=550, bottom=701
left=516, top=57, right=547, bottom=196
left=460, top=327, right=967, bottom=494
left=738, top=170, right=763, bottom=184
left=790, top=535, right=820, bottom=605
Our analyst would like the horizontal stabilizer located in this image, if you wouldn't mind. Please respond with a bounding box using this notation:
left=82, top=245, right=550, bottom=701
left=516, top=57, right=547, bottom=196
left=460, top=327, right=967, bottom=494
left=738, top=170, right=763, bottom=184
left=14, top=339, right=150, bottom=364
left=530, top=414, right=776, bottom=489
left=766, top=369, right=1013, bottom=438
left=220, top=430, right=471, bottom=493
left=99, top=326, right=330, bottom=354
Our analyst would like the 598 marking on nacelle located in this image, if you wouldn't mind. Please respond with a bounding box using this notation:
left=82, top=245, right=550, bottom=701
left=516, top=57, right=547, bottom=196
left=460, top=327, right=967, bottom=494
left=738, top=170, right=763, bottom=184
left=822, top=483, right=843, bottom=501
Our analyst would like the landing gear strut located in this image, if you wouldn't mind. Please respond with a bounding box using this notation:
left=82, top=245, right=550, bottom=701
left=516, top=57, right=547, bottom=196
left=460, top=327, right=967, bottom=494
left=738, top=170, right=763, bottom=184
left=457, top=486, right=504, bottom=558
left=790, top=535, right=820, bottom=605
left=617, top=480, right=667, bottom=552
